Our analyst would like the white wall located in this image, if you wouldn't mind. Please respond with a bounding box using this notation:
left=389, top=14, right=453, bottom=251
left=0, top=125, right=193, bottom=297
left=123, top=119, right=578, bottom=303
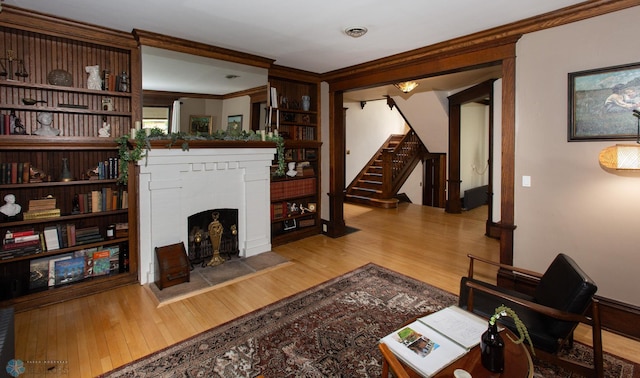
left=514, top=6, right=640, bottom=305
left=344, top=100, right=408, bottom=184
left=176, top=96, right=250, bottom=132
left=221, top=96, right=251, bottom=131
left=460, top=103, right=489, bottom=194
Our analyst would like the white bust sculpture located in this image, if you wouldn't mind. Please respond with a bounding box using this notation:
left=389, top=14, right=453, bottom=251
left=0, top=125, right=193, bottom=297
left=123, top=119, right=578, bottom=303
left=286, top=161, right=297, bottom=177
left=85, top=65, right=102, bottom=90
left=33, top=112, right=61, bottom=136
left=0, top=194, right=21, bottom=217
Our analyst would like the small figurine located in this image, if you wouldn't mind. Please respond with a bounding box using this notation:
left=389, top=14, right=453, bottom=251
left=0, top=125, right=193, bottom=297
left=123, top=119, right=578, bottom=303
left=33, top=112, right=61, bottom=136
left=119, top=71, right=129, bottom=92
left=98, top=122, right=111, bottom=137
left=85, top=65, right=102, bottom=90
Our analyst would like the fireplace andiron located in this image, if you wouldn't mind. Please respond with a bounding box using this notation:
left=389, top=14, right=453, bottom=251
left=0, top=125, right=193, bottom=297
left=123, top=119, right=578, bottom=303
left=207, top=212, right=225, bottom=266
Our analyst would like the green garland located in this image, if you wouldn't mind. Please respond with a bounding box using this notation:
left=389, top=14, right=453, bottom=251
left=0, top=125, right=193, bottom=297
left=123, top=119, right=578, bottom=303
left=116, top=128, right=285, bottom=184
left=489, top=305, right=535, bottom=355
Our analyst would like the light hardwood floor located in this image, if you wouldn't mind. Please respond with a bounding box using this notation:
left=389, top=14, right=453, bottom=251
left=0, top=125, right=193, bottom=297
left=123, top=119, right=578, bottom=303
left=14, top=203, right=640, bottom=377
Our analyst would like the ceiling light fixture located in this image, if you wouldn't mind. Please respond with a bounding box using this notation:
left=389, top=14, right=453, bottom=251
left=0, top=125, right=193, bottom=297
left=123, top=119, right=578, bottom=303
left=599, top=110, right=640, bottom=170
left=345, top=27, right=368, bottom=38
left=394, top=81, right=419, bottom=93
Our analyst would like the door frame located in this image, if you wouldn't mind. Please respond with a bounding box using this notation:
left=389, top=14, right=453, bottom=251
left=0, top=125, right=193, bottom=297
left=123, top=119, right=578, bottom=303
left=445, top=79, right=499, bottom=237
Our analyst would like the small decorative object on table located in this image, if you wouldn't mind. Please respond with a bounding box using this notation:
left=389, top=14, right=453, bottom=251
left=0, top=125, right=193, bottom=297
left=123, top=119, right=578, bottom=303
left=481, top=305, right=534, bottom=373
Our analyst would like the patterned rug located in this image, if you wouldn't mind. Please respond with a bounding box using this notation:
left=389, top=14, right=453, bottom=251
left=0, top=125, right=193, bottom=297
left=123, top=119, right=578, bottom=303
left=100, top=263, right=639, bottom=378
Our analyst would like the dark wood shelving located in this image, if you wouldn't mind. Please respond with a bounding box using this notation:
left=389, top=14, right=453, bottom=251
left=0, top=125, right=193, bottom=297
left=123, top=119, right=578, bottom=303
left=0, top=7, right=139, bottom=311
left=269, top=75, right=321, bottom=246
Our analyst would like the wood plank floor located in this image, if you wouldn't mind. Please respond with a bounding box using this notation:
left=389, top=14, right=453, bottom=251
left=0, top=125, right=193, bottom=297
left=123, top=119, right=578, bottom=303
left=14, top=203, right=640, bottom=377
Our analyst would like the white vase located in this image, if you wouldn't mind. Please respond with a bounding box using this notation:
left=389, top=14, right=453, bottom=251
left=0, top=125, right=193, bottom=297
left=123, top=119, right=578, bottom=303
left=301, top=95, right=311, bottom=111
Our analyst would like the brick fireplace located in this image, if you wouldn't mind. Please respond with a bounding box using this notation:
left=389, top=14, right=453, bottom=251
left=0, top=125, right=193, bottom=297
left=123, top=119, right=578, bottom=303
left=136, top=143, right=276, bottom=285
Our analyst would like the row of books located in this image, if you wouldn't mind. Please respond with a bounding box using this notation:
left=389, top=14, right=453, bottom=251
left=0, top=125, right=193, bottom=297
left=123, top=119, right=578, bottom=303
left=43, top=224, right=104, bottom=251
left=1, top=229, right=42, bottom=259
left=278, top=125, right=316, bottom=141
left=1, top=112, right=18, bottom=135
left=90, top=157, right=120, bottom=180
left=0, top=162, right=31, bottom=184
left=28, top=244, right=122, bottom=290
left=76, top=188, right=128, bottom=214
left=0, top=158, right=120, bottom=185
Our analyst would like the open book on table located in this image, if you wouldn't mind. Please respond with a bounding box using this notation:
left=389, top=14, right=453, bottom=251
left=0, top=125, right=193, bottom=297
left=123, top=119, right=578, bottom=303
left=380, top=306, right=488, bottom=377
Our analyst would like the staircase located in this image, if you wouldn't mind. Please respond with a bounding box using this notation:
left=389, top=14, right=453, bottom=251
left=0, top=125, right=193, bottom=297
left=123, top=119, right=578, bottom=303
left=346, top=130, right=427, bottom=208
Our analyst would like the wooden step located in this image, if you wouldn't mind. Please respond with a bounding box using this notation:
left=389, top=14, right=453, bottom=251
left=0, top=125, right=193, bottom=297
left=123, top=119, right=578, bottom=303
left=344, top=194, right=399, bottom=209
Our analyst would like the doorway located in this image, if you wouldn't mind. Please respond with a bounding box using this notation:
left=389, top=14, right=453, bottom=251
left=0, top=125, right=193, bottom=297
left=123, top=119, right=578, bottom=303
left=445, top=80, right=497, bottom=236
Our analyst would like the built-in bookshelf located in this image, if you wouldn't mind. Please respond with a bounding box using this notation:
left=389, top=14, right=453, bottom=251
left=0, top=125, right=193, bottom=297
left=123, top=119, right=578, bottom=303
left=0, top=6, right=139, bottom=312
left=268, top=75, right=322, bottom=246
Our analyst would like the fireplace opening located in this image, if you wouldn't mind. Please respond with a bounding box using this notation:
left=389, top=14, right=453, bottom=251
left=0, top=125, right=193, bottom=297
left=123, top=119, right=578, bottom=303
left=187, top=208, right=239, bottom=268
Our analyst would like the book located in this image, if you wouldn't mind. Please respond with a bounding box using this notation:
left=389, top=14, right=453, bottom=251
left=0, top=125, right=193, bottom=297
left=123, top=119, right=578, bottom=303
left=48, top=254, right=72, bottom=286
left=29, top=256, right=50, bottom=290
left=54, top=256, right=85, bottom=285
left=417, top=306, right=488, bottom=350
left=380, top=306, right=487, bottom=377
left=43, top=226, right=60, bottom=251
left=92, top=250, right=111, bottom=276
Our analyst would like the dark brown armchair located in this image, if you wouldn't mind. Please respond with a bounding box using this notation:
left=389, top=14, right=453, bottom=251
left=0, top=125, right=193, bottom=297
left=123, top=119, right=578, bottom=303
left=458, top=253, right=603, bottom=378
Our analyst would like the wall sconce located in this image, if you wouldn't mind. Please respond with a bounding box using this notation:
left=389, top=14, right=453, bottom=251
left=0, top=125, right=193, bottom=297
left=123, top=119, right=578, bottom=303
left=394, top=81, right=419, bottom=93
left=598, top=110, right=640, bottom=170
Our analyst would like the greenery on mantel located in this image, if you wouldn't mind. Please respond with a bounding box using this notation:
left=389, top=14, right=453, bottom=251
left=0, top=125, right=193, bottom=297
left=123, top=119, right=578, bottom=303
left=116, top=128, right=285, bottom=184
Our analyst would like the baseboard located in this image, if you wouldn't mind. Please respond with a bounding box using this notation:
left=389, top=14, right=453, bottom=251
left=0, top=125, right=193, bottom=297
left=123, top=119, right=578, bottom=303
left=497, top=270, right=640, bottom=341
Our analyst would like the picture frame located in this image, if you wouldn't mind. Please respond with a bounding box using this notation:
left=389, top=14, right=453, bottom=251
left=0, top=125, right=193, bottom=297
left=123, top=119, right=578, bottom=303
left=568, top=62, right=640, bottom=141
left=189, top=115, right=212, bottom=134
left=283, top=219, right=297, bottom=231
left=227, top=115, right=243, bottom=131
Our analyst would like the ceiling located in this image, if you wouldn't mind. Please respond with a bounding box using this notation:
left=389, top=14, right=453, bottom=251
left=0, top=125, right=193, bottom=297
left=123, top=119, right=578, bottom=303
left=2, top=0, right=586, bottom=98
left=141, top=46, right=268, bottom=95
left=3, top=0, right=586, bottom=74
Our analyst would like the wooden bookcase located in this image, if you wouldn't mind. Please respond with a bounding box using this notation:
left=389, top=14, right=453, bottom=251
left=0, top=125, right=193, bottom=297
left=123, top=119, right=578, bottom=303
left=0, top=6, right=140, bottom=312
left=268, top=75, right=322, bottom=246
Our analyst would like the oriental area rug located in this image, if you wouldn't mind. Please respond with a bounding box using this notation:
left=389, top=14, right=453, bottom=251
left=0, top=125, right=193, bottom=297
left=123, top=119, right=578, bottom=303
left=102, top=263, right=639, bottom=378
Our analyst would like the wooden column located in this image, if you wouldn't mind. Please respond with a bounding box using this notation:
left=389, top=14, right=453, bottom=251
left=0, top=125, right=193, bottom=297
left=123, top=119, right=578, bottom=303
left=326, top=92, right=346, bottom=237
left=499, top=57, right=517, bottom=266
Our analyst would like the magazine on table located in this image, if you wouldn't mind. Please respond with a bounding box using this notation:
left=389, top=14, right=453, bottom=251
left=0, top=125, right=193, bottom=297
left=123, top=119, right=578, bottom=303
left=380, top=306, right=487, bottom=377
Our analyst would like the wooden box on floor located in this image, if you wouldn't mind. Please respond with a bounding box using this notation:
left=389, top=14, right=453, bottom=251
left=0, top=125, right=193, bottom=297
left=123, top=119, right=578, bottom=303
left=155, top=242, right=190, bottom=290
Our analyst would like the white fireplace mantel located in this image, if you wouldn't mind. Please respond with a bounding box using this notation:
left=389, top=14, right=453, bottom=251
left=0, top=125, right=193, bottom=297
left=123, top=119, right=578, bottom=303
left=136, top=144, right=276, bottom=284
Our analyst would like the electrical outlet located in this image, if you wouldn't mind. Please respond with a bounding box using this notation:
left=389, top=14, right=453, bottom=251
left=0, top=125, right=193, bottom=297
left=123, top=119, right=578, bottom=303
left=322, top=223, right=328, bottom=232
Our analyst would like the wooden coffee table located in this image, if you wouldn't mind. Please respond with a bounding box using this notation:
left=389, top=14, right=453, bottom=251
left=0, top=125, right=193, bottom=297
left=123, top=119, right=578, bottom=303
left=382, top=327, right=533, bottom=378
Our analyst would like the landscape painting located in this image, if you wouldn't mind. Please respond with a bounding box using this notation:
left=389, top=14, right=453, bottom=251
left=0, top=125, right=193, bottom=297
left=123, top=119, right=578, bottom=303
left=569, top=62, right=640, bottom=141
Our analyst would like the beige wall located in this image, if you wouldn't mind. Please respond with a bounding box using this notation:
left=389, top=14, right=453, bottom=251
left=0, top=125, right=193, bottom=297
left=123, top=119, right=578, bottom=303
left=514, top=6, right=640, bottom=305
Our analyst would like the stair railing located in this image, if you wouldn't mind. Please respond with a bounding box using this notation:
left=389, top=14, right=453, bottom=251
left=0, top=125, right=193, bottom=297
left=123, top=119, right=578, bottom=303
left=380, top=130, right=425, bottom=197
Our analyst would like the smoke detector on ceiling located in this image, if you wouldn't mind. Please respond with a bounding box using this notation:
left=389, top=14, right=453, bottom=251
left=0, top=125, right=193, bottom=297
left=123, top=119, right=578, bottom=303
left=344, top=27, right=368, bottom=38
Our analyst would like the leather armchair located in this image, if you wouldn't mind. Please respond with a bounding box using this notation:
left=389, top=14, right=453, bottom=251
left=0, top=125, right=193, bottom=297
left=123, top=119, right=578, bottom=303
left=458, top=253, right=603, bottom=378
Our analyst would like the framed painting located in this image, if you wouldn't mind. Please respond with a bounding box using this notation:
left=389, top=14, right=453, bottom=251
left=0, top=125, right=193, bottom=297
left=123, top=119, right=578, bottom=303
left=568, top=62, right=640, bottom=141
left=189, top=115, right=212, bottom=134
left=227, top=115, right=243, bottom=132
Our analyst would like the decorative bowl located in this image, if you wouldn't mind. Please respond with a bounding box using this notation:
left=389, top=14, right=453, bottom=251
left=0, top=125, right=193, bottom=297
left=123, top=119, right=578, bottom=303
left=47, top=69, right=73, bottom=86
